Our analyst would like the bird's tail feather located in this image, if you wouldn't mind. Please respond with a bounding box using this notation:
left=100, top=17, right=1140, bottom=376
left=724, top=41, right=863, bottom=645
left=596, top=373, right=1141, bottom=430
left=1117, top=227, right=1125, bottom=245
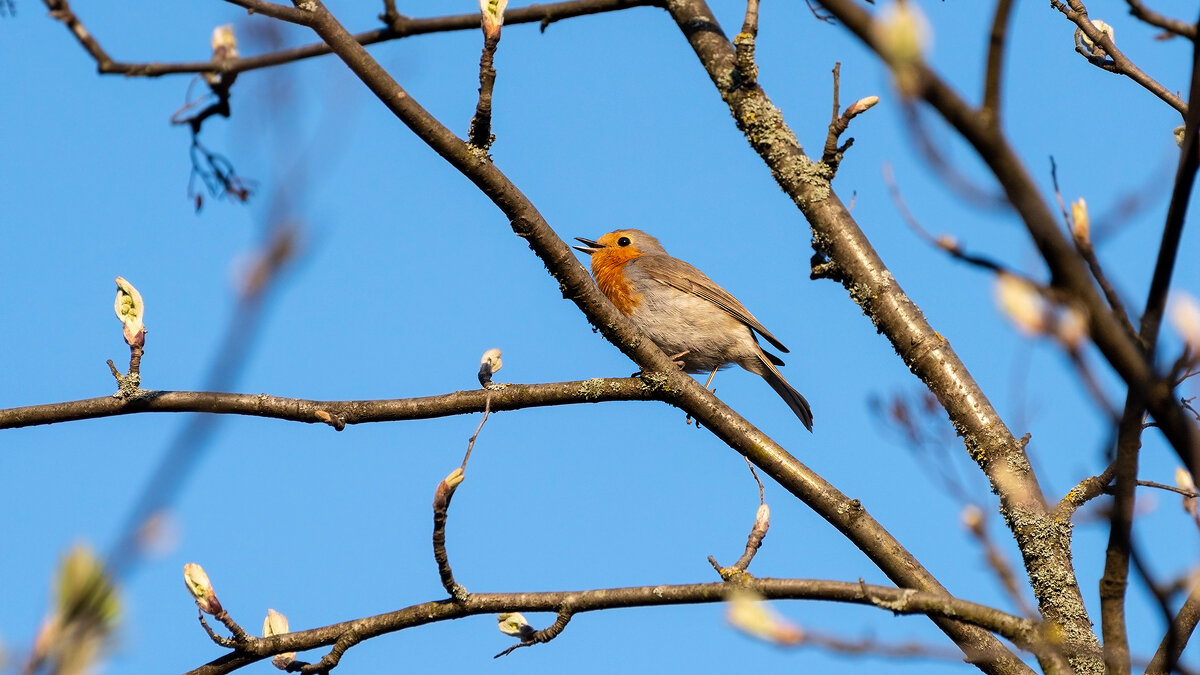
left=757, top=353, right=813, bottom=432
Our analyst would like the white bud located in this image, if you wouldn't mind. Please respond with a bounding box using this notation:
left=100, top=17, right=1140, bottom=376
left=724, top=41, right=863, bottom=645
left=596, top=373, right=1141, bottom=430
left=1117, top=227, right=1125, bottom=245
left=211, top=24, right=238, bottom=61
left=1078, top=20, right=1114, bottom=50
left=1177, top=467, right=1197, bottom=493
left=114, top=277, right=146, bottom=347
left=874, top=1, right=931, bottom=97
left=1071, top=198, right=1090, bottom=242
left=183, top=562, right=222, bottom=615
left=479, top=0, right=508, bottom=38
left=727, top=589, right=803, bottom=645
left=1170, top=292, right=1200, bottom=353
left=497, top=612, right=532, bottom=638
left=996, top=274, right=1048, bottom=336
left=479, top=348, right=503, bottom=386
left=846, top=95, right=880, bottom=117
left=263, top=609, right=296, bottom=670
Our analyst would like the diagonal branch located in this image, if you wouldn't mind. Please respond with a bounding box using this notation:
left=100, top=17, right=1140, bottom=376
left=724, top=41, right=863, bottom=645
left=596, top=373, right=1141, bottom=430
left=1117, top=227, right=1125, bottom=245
left=816, top=0, right=1199, bottom=492
left=1125, top=0, right=1197, bottom=40
left=1050, top=0, right=1187, bottom=116
left=241, top=0, right=1031, bottom=671
left=665, top=1, right=1039, bottom=672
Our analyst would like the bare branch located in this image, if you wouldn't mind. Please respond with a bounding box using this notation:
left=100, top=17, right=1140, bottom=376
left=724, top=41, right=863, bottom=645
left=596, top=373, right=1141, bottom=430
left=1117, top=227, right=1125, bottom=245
left=42, top=0, right=115, bottom=71
left=468, top=29, right=501, bottom=151
left=432, top=396, right=493, bottom=601
left=197, top=0, right=1033, bottom=670
left=0, top=379, right=658, bottom=430
left=821, top=63, right=878, bottom=175
left=432, top=468, right=468, bottom=601
left=1050, top=0, right=1187, bottom=116
left=183, top=579, right=1037, bottom=675
left=1125, top=0, right=1197, bottom=40
left=668, top=1, right=1039, bottom=671
left=817, top=0, right=1199, bottom=484
left=44, top=0, right=659, bottom=78
left=224, top=0, right=309, bottom=24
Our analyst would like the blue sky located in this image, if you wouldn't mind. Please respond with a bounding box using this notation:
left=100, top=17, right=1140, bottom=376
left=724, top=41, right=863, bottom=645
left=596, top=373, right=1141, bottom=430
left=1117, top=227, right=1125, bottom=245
left=3, top=1, right=1199, bottom=673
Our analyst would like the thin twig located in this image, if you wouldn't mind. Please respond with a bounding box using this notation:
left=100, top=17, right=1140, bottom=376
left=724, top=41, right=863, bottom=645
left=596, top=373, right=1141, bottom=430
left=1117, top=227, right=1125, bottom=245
left=1049, top=157, right=1139, bottom=344
left=964, top=507, right=1038, bottom=619
left=432, top=468, right=468, bottom=601
left=733, top=0, right=759, bottom=87
left=1050, top=0, right=1187, bottom=116
left=1146, top=576, right=1200, bottom=675
left=884, top=164, right=1015, bottom=275
left=467, top=24, right=501, bottom=151
left=461, top=395, right=493, bottom=469
left=494, top=609, right=573, bottom=658
left=1125, top=0, right=1197, bottom=40
left=821, top=64, right=877, bottom=175
left=745, top=456, right=765, bottom=505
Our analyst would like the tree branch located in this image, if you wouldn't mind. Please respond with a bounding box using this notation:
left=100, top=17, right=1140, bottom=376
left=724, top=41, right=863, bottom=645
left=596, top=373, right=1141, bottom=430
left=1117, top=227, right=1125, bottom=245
left=1050, top=0, right=1187, bottom=116
left=1125, top=0, right=1197, bottom=40
left=1100, top=19, right=1200, bottom=672
left=44, top=0, right=659, bottom=77
left=254, top=0, right=1031, bottom=671
left=1145, top=576, right=1200, bottom=675
left=817, top=0, right=1199, bottom=498
left=184, top=579, right=1037, bottom=675
left=0, top=379, right=659, bottom=430
left=667, top=0, right=1058, bottom=671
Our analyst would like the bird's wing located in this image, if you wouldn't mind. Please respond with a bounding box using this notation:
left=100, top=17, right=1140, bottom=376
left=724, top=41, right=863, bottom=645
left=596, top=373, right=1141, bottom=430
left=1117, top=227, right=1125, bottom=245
left=633, top=255, right=790, bottom=354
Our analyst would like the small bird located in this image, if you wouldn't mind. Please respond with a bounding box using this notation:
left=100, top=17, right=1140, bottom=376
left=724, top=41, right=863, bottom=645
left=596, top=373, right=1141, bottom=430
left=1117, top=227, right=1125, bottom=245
left=574, top=229, right=813, bottom=431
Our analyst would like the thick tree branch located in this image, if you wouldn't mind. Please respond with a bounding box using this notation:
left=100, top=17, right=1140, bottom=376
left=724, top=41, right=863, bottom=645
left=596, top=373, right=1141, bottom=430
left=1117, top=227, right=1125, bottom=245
left=667, top=1, right=1061, bottom=672
left=0, top=379, right=658, bottom=430
left=184, top=579, right=1038, bottom=675
left=816, top=0, right=1199, bottom=500
left=235, top=0, right=1033, bottom=671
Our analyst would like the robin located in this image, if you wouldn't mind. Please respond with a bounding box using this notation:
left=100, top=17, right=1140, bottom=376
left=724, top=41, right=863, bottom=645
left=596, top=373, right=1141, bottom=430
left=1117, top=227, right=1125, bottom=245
left=574, top=229, right=813, bottom=431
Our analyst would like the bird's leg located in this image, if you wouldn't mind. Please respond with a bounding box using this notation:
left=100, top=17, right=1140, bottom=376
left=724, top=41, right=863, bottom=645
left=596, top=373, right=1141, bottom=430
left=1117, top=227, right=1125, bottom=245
left=633, top=351, right=691, bottom=377
left=687, top=366, right=722, bottom=428
left=667, top=350, right=691, bottom=369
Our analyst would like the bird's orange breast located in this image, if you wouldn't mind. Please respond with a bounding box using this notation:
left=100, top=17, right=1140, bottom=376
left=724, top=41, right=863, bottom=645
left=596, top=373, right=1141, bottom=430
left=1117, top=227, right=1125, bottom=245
left=590, top=248, right=642, bottom=315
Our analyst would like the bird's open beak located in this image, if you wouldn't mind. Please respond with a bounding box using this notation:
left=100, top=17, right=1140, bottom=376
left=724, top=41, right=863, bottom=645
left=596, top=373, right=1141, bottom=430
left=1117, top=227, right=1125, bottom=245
left=573, top=237, right=602, bottom=255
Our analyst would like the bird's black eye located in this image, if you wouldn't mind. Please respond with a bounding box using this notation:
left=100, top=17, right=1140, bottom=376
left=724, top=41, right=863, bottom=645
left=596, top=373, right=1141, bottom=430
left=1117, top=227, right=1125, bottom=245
left=617, top=236, right=631, bottom=247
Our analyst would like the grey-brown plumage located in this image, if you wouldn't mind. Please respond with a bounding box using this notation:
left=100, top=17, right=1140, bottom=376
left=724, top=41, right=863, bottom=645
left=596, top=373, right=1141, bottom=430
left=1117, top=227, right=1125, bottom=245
left=574, top=229, right=812, bottom=431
